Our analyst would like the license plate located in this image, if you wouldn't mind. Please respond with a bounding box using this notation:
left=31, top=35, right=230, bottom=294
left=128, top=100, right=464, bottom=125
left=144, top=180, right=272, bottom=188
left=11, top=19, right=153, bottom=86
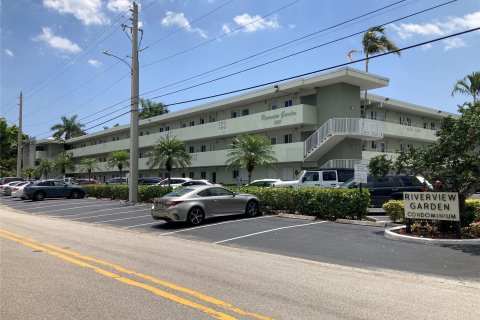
left=156, top=203, right=164, bottom=209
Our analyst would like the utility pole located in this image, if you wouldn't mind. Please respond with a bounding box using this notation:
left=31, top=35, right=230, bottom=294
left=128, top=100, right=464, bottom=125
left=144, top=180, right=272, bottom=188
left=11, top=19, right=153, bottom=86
left=16, top=92, right=23, bottom=177
left=129, top=1, right=139, bottom=204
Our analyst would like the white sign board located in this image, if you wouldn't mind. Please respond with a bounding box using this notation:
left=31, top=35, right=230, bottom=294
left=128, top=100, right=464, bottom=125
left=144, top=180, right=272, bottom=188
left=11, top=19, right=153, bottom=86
left=354, top=164, right=368, bottom=184
left=403, top=192, right=459, bottom=221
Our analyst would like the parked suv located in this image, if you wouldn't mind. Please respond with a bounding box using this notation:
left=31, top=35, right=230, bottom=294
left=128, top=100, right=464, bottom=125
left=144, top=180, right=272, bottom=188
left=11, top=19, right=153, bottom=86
left=341, top=174, right=433, bottom=207
left=272, top=169, right=354, bottom=188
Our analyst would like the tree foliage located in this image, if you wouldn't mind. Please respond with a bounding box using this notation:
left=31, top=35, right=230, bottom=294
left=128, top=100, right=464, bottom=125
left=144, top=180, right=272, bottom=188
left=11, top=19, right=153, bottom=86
left=54, top=153, right=75, bottom=176
left=225, top=135, right=278, bottom=184
left=107, top=150, right=129, bottom=177
left=79, top=158, right=101, bottom=180
left=451, top=71, right=480, bottom=103
left=146, top=136, right=191, bottom=184
left=38, top=159, right=55, bottom=179
left=50, top=115, right=86, bottom=141
left=0, top=118, right=29, bottom=176
left=368, top=154, right=392, bottom=178
left=139, top=98, right=169, bottom=120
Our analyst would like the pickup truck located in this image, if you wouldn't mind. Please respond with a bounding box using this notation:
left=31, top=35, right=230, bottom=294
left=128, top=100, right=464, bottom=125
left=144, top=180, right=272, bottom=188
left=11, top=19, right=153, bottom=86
left=272, top=169, right=354, bottom=188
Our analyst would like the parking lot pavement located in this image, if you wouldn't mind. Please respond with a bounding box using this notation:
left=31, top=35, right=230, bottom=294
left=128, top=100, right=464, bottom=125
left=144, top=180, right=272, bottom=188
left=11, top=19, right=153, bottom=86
left=1, top=196, right=479, bottom=280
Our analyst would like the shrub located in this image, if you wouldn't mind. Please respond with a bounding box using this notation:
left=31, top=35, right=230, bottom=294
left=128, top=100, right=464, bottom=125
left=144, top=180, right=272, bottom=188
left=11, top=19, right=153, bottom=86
left=464, top=199, right=480, bottom=225
left=382, top=200, right=405, bottom=223
left=83, top=185, right=172, bottom=202
left=463, top=221, right=480, bottom=238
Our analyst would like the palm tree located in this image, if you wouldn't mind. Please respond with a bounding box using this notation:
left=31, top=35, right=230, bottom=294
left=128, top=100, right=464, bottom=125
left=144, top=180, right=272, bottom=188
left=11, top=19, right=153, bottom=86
left=79, top=158, right=101, bottom=181
left=139, top=98, right=169, bottom=120
left=50, top=115, right=86, bottom=141
left=38, top=159, right=54, bottom=179
left=54, top=153, right=75, bottom=177
left=22, top=166, right=38, bottom=180
left=146, top=136, right=191, bottom=186
left=451, top=71, right=480, bottom=103
left=107, top=150, right=129, bottom=179
left=347, top=26, right=400, bottom=113
left=225, top=135, right=278, bottom=184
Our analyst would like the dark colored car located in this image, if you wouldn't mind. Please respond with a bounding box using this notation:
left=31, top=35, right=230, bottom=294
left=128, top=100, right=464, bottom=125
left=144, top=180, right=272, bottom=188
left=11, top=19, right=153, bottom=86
left=341, top=175, right=433, bottom=207
left=23, top=180, right=86, bottom=201
left=105, top=177, right=127, bottom=184
left=138, top=177, right=163, bottom=185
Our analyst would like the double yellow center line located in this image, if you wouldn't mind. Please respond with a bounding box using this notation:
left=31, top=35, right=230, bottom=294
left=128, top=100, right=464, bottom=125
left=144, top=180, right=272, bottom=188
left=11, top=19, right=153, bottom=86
left=0, top=229, right=272, bottom=320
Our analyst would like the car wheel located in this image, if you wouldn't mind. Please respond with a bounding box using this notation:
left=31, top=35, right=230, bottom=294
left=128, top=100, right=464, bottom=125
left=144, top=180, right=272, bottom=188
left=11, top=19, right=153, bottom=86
left=245, top=200, right=260, bottom=217
left=187, top=207, right=205, bottom=226
left=70, top=190, right=80, bottom=199
left=34, top=192, right=46, bottom=201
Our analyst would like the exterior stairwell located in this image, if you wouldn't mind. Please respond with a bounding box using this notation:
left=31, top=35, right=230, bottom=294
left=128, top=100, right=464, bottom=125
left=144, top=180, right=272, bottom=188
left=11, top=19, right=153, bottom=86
left=303, top=118, right=383, bottom=162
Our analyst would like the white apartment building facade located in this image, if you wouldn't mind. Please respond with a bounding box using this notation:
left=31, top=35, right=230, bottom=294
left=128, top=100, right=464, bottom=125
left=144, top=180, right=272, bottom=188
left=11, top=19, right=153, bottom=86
left=32, top=67, right=454, bottom=184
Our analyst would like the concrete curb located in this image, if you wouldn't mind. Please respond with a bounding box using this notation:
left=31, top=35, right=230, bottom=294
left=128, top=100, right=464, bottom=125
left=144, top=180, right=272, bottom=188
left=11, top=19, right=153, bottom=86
left=385, top=226, right=480, bottom=245
left=335, top=219, right=390, bottom=227
left=275, top=213, right=316, bottom=221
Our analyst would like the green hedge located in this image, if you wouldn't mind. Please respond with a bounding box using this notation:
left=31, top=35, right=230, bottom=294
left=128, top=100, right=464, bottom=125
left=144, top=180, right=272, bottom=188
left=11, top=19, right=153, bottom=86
left=82, top=185, right=173, bottom=203
left=230, top=186, right=370, bottom=220
left=383, top=199, right=480, bottom=225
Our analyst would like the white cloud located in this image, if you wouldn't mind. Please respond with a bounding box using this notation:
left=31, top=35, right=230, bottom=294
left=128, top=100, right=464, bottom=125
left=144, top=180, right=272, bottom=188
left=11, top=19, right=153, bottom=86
left=33, top=27, right=80, bottom=53
left=106, top=0, right=131, bottom=13
left=43, top=0, right=109, bottom=25
left=222, top=24, right=231, bottom=34
left=161, top=11, right=208, bottom=38
left=5, top=49, right=14, bottom=57
left=231, top=13, right=279, bottom=33
left=443, top=38, right=466, bottom=51
left=421, top=43, right=432, bottom=51
left=88, top=59, right=102, bottom=67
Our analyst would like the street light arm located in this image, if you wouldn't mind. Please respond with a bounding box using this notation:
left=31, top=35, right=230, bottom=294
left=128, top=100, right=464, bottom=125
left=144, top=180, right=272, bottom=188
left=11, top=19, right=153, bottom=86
left=102, top=50, right=132, bottom=71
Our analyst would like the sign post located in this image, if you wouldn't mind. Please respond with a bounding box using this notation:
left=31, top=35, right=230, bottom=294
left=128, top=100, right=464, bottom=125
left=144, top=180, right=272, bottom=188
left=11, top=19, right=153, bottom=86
left=354, top=164, right=368, bottom=220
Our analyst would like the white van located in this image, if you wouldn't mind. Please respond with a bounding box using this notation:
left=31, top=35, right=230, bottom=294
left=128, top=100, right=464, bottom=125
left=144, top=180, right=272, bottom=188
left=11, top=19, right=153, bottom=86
left=272, top=169, right=354, bottom=188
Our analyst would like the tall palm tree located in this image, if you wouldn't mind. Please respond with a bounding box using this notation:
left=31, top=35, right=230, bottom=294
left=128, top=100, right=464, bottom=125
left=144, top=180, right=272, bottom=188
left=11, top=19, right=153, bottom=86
left=79, top=158, right=101, bottom=180
left=347, top=26, right=400, bottom=113
left=107, top=150, right=129, bottom=179
left=139, top=98, right=169, bottom=120
left=146, top=136, right=191, bottom=185
left=54, top=153, right=75, bottom=177
left=50, top=115, right=86, bottom=141
left=451, top=71, right=480, bottom=103
left=38, top=159, right=54, bottom=179
left=225, top=135, right=278, bottom=184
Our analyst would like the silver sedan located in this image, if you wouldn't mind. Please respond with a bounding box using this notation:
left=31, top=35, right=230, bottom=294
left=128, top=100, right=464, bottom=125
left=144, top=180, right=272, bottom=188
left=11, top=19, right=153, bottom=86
left=151, top=185, right=261, bottom=225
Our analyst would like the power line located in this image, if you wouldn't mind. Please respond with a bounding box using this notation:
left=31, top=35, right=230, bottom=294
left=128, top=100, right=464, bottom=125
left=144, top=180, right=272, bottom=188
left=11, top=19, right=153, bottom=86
left=77, top=27, right=480, bottom=134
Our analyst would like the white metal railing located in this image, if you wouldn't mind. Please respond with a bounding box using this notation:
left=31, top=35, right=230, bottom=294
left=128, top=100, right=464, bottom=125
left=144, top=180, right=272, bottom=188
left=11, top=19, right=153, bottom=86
left=321, top=159, right=363, bottom=169
left=304, top=118, right=383, bottom=157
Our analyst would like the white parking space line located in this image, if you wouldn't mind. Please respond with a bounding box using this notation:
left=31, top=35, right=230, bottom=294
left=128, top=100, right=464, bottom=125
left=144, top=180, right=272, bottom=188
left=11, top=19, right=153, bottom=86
left=4, top=199, right=91, bottom=209
left=160, top=215, right=273, bottom=236
left=123, top=221, right=160, bottom=229
left=50, top=206, right=134, bottom=218
left=93, top=215, right=151, bottom=224
left=213, top=221, right=327, bottom=244
left=35, top=203, right=108, bottom=214
left=70, top=208, right=147, bottom=220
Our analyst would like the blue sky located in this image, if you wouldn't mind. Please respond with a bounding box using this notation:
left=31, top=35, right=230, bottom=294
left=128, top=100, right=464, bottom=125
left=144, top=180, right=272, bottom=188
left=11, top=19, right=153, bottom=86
left=1, top=0, right=479, bottom=138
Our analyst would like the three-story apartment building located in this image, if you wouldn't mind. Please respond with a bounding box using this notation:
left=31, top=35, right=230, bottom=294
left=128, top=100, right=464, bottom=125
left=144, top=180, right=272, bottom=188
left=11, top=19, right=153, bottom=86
left=31, top=67, right=454, bottom=184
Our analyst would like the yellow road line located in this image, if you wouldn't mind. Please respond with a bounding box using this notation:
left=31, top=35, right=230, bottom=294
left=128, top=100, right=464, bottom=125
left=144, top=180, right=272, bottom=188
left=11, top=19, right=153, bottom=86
left=0, top=231, right=236, bottom=320
left=0, top=229, right=273, bottom=320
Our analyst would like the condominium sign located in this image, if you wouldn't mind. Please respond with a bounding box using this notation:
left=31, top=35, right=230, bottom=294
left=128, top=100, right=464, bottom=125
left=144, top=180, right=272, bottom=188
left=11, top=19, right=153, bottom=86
left=404, top=192, right=459, bottom=221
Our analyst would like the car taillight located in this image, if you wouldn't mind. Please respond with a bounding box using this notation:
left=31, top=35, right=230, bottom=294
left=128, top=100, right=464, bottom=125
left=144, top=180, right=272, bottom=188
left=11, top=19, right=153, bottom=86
left=165, top=201, right=183, bottom=208
left=421, top=186, right=427, bottom=192
left=13, top=188, right=19, bottom=191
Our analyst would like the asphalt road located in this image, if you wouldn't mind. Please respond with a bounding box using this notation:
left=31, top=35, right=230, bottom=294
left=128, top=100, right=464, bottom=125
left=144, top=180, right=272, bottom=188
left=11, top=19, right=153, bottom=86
left=0, top=196, right=479, bottom=281
left=1, top=207, right=479, bottom=320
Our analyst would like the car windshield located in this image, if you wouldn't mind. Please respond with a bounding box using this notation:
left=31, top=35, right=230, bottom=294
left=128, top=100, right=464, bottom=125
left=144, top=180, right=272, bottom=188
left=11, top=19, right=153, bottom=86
left=163, top=188, right=196, bottom=197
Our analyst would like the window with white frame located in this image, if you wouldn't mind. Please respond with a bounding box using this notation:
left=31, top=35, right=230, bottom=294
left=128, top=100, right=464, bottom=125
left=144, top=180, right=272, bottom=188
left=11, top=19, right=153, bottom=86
left=182, top=123, right=186, bottom=128
left=201, top=171, right=206, bottom=179
left=189, top=146, right=194, bottom=153
left=270, top=137, right=277, bottom=145
left=189, top=121, right=195, bottom=126
left=370, top=111, right=377, bottom=120
left=200, top=118, right=205, bottom=124
left=371, top=141, right=377, bottom=150
left=284, top=134, right=293, bottom=143
left=431, top=122, right=435, bottom=130
left=233, top=170, right=239, bottom=179
left=231, top=111, right=238, bottom=118
left=270, top=103, right=277, bottom=110
left=284, top=99, right=293, bottom=107
left=200, top=145, right=206, bottom=152
left=242, top=109, right=249, bottom=116
left=189, top=172, right=194, bottom=179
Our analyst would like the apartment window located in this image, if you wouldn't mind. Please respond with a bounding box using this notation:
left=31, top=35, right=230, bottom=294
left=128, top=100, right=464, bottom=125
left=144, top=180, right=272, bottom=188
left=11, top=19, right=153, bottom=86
left=182, top=123, right=187, bottom=128
left=159, top=127, right=164, bottom=132
left=139, top=152, right=142, bottom=158
left=140, top=132, right=143, bottom=136
left=242, top=109, right=249, bottom=116
left=362, top=141, right=367, bottom=151
left=233, top=170, right=239, bottom=179
left=209, top=115, right=216, bottom=122
left=189, top=121, right=195, bottom=126
left=200, top=145, right=206, bottom=152
left=200, top=118, right=205, bottom=124
left=146, top=131, right=150, bottom=135
left=201, top=171, right=207, bottom=179
left=400, top=143, right=405, bottom=152
left=270, top=137, right=277, bottom=145
left=379, top=112, right=385, bottom=121
left=165, top=126, right=170, bottom=131
left=406, top=117, right=412, bottom=126
left=284, top=99, right=293, bottom=107
left=284, top=134, right=293, bottom=144
left=189, top=172, right=194, bottom=179
left=182, top=173, right=186, bottom=178
left=370, top=111, right=377, bottom=120
left=271, top=103, right=277, bottom=110
left=371, top=141, right=377, bottom=150
left=231, top=111, right=238, bottom=118
left=399, top=116, right=405, bottom=125
left=423, top=122, right=427, bottom=129
left=189, top=146, right=195, bottom=153
left=431, top=122, right=436, bottom=130
left=381, top=142, right=385, bottom=153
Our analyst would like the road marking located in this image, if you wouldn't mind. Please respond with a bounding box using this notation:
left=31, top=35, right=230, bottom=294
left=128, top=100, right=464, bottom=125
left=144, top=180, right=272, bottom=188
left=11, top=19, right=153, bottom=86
left=4, top=199, right=90, bottom=209
left=123, top=221, right=161, bottom=228
left=70, top=209, right=146, bottom=220
left=214, top=221, right=328, bottom=244
left=0, top=229, right=272, bottom=320
left=34, top=203, right=108, bottom=214
left=93, top=215, right=151, bottom=224
left=161, top=215, right=273, bottom=236
left=52, top=206, right=147, bottom=218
